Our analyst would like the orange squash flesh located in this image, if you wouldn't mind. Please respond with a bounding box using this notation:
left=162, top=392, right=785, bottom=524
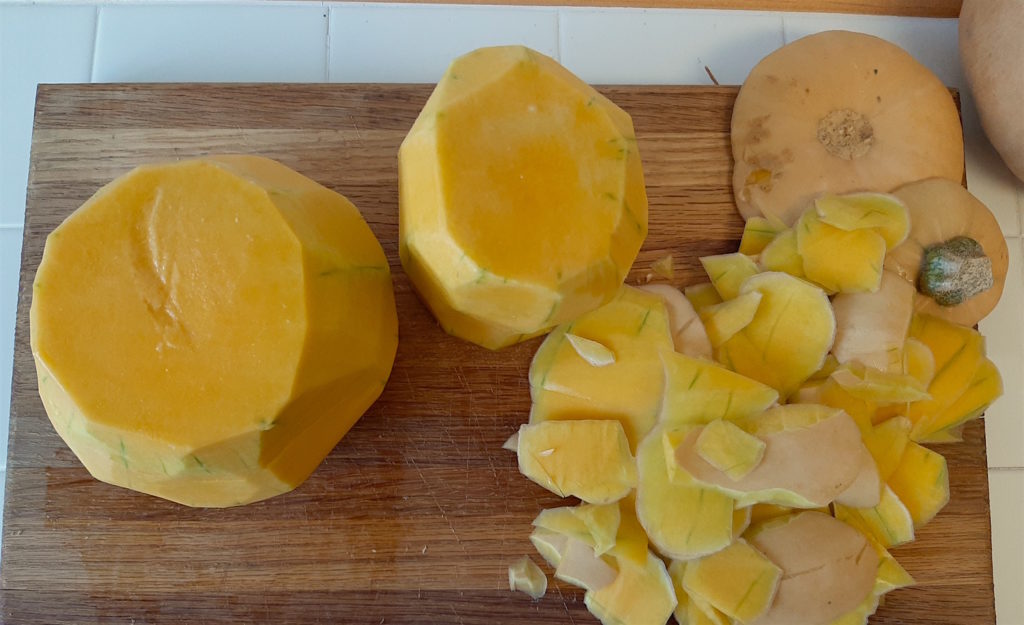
left=32, top=155, right=399, bottom=507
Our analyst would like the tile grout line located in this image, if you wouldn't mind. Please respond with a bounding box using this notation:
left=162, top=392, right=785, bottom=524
left=554, top=6, right=563, bottom=63
left=989, top=467, right=1024, bottom=472
left=323, top=2, right=331, bottom=83
left=89, top=5, right=101, bottom=83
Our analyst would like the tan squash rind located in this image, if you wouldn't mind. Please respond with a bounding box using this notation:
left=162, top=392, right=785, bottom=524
left=731, top=30, right=964, bottom=225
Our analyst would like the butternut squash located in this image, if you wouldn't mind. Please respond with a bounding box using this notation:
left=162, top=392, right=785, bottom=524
left=32, top=155, right=398, bottom=507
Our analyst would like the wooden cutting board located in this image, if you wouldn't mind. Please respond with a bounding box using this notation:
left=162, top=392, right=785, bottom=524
left=1, top=84, right=994, bottom=624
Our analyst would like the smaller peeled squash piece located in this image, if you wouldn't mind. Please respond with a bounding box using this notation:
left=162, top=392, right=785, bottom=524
left=31, top=156, right=399, bottom=507
left=399, top=45, right=648, bottom=349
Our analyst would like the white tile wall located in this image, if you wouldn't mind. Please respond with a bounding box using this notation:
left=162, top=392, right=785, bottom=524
left=782, top=13, right=963, bottom=87
left=559, top=8, right=783, bottom=84
left=989, top=469, right=1024, bottom=625
left=330, top=3, right=559, bottom=82
left=0, top=4, right=96, bottom=227
left=1, top=4, right=1022, bottom=619
left=981, top=238, right=1024, bottom=469
left=93, top=4, right=329, bottom=82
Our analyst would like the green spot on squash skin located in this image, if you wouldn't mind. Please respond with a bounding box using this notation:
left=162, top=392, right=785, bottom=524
left=688, top=369, right=703, bottom=390
left=191, top=454, right=211, bottom=474
left=159, top=458, right=168, bottom=476
left=721, top=391, right=734, bottom=420
left=603, top=192, right=618, bottom=201
left=623, top=200, right=644, bottom=234
left=320, top=265, right=387, bottom=278
left=586, top=96, right=596, bottom=107
left=637, top=310, right=652, bottom=334
left=474, top=269, right=489, bottom=284
left=542, top=301, right=559, bottom=324
left=119, top=439, right=129, bottom=470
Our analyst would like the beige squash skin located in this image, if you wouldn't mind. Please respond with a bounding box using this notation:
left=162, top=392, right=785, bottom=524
left=961, top=0, right=1024, bottom=182
left=887, top=178, right=1008, bottom=326
left=731, top=30, right=964, bottom=225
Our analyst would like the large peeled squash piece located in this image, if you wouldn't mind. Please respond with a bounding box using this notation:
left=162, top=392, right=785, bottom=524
left=399, top=45, right=647, bottom=349
left=731, top=30, right=964, bottom=226
left=31, top=156, right=399, bottom=507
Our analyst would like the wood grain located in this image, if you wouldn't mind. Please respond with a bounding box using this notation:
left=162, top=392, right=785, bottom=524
left=306, top=0, right=964, bottom=17
left=1, top=84, right=993, bottom=624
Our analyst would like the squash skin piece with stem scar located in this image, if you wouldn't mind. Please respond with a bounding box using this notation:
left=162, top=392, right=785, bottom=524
left=888, top=178, right=1008, bottom=327
left=32, top=156, right=398, bottom=508
left=399, top=45, right=648, bottom=349
left=731, top=30, right=964, bottom=225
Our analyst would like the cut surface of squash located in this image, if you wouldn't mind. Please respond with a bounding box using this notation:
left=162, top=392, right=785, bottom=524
left=813, top=192, right=910, bottom=249
left=699, top=292, right=763, bottom=347
left=682, top=539, right=782, bottom=624
left=529, top=285, right=673, bottom=450
left=516, top=420, right=636, bottom=504
left=739, top=217, right=785, bottom=256
left=797, top=208, right=887, bottom=294
left=660, top=350, right=779, bottom=426
left=508, top=556, right=548, bottom=599
left=701, top=253, right=761, bottom=300
left=887, top=441, right=949, bottom=528
left=399, top=45, right=647, bottom=349
left=678, top=406, right=866, bottom=508
left=636, top=426, right=736, bottom=560
left=31, top=155, right=398, bottom=507
left=584, top=550, right=678, bottom=625
left=716, top=272, right=836, bottom=397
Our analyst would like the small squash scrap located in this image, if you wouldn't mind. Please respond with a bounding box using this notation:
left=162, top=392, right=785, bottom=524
left=758, top=229, right=805, bottom=278
left=796, top=208, right=887, bottom=294
left=508, top=556, right=548, bottom=599
left=676, top=405, right=873, bottom=508
left=585, top=550, right=678, bottom=625
left=887, top=441, right=949, bottom=529
left=905, top=313, right=1001, bottom=442
left=529, top=285, right=674, bottom=449
left=639, top=284, right=713, bottom=359
left=399, top=45, right=647, bottom=349
left=515, top=420, right=636, bottom=504
left=739, top=217, right=785, bottom=256
left=835, top=485, right=915, bottom=549
left=682, top=539, right=782, bottom=624
left=699, top=292, right=763, bottom=347
left=716, top=272, right=836, bottom=397
left=831, top=270, right=916, bottom=372
left=636, top=425, right=736, bottom=560
left=887, top=178, right=1009, bottom=326
left=701, top=253, right=761, bottom=300
left=659, top=350, right=779, bottom=426
left=731, top=30, right=964, bottom=225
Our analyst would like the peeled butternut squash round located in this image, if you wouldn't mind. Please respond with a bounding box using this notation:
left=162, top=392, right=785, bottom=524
left=31, top=155, right=399, bottom=507
left=399, top=45, right=648, bottom=350
left=731, top=30, right=964, bottom=225
left=887, top=178, right=1008, bottom=326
